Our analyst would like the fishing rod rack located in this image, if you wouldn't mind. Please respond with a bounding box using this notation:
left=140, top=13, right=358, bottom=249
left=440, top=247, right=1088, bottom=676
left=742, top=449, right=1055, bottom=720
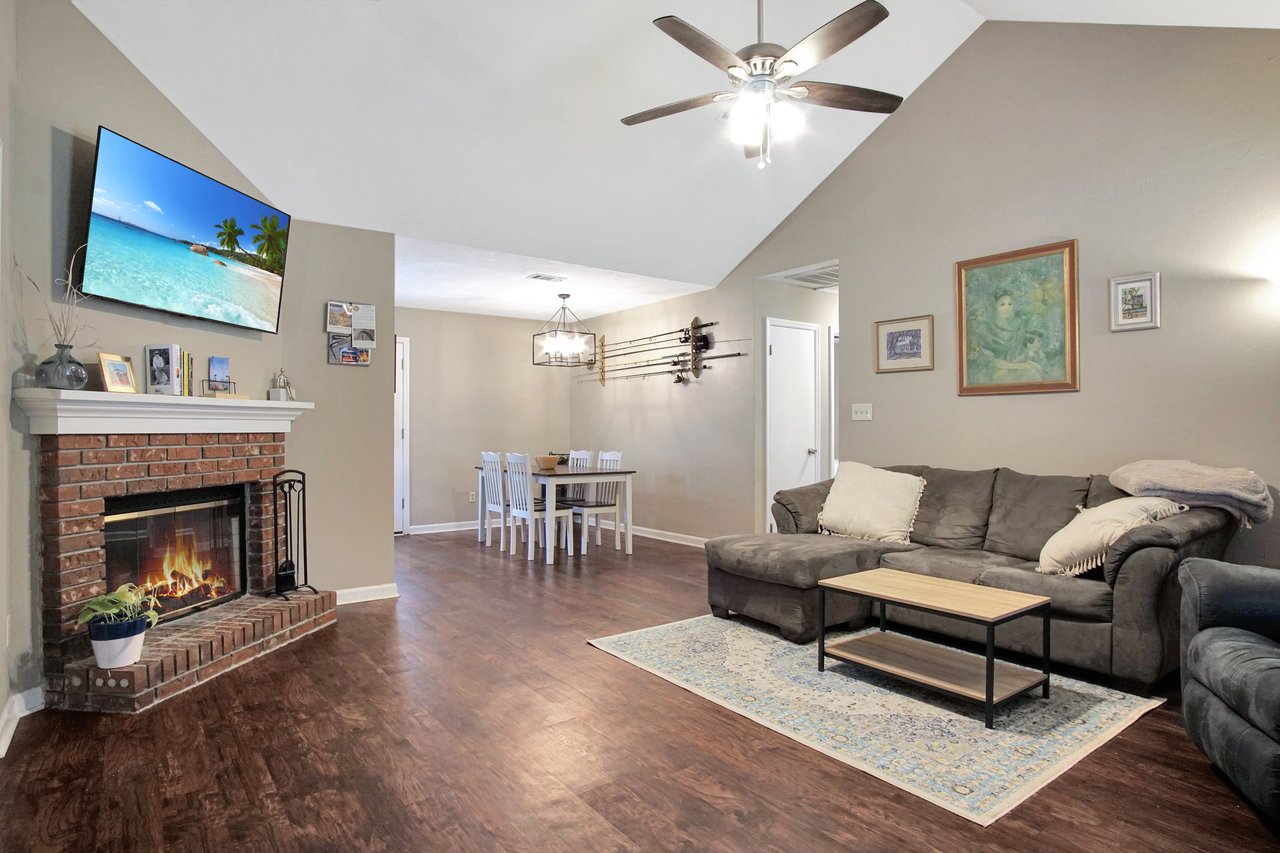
left=580, top=316, right=748, bottom=386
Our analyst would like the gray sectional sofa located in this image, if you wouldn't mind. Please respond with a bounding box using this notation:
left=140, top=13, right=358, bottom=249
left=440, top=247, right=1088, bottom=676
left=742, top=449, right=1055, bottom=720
left=1179, top=558, right=1280, bottom=825
left=705, top=465, right=1236, bottom=690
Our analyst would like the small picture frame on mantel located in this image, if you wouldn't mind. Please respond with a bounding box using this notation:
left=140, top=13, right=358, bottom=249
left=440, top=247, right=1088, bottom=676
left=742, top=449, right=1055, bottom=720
left=1109, top=272, right=1161, bottom=332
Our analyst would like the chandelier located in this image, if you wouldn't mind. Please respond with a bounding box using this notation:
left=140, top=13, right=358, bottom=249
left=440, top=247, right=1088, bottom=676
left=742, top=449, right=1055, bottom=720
left=532, top=294, right=596, bottom=367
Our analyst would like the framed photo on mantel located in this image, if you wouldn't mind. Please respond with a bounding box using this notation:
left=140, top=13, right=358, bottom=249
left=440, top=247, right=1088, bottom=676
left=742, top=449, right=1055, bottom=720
left=955, top=240, right=1080, bottom=396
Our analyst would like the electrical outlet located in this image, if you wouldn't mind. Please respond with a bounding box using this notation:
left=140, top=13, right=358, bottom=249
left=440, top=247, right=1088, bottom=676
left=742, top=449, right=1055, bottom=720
left=468, top=491, right=477, bottom=504
left=850, top=403, right=873, bottom=421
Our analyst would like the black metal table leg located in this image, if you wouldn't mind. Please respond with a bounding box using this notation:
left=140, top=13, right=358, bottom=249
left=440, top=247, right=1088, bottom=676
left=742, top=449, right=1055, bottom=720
left=985, top=624, right=996, bottom=729
left=817, top=587, right=826, bottom=672
left=1042, top=603, right=1052, bottom=698
left=878, top=598, right=886, bottom=631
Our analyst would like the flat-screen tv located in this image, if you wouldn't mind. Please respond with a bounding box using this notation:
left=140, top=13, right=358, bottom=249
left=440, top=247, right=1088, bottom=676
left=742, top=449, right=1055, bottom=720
left=82, top=126, right=289, bottom=334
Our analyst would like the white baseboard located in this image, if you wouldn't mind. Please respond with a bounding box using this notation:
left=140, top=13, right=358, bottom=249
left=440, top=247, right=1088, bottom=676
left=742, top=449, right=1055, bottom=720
left=629, top=525, right=707, bottom=548
left=405, top=518, right=707, bottom=549
left=596, top=519, right=707, bottom=548
left=0, top=687, right=45, bottom=758
left=336, top=583, right=400, bottom=605
left=407, top=520, right=479, bottom=535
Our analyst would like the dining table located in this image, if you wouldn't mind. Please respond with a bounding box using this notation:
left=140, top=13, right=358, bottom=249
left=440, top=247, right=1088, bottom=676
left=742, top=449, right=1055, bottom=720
left=475, top=463, right=637, bottom=564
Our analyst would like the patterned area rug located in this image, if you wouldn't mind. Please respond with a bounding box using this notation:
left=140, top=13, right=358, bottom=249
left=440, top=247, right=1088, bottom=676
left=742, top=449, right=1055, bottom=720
left=590, top=616, right=1163, bottom=826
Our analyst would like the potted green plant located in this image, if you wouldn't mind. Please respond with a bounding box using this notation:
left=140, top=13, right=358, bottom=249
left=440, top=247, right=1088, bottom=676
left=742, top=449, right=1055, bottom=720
left=76, top=584, right=160, bottom=669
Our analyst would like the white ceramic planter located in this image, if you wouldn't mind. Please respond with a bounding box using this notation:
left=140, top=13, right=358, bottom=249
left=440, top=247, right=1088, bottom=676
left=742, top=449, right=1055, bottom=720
left=89, top=632, right=146, bottom=669
left=87, top=617, right=148, bottom=669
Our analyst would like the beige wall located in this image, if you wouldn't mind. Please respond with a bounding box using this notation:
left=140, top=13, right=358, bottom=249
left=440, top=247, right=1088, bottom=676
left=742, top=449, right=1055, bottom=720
left=564, top=277, right=836, bottom=540
left=5, top=0, right=396, bottom=700
left=394, top=307, right=571, bottom=528
left=734, top=22, right=1280, bottom=566
left=1, top=0, right=18, bottom=713
left=279, top=223, right=396, bottom=590
left=568, top=280, right=758, bottom=538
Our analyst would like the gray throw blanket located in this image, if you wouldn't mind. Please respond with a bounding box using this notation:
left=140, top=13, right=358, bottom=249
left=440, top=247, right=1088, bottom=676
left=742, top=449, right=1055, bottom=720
left=1110, top=459, right=1274, bottom=527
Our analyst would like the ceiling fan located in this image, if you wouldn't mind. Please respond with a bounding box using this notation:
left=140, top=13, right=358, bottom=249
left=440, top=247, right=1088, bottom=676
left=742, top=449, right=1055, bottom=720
left=621, top=0, right=903, bottom=169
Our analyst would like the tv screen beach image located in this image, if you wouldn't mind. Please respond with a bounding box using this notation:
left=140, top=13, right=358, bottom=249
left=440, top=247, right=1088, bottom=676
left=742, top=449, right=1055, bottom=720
left=82, top=128, right=289, bottom=333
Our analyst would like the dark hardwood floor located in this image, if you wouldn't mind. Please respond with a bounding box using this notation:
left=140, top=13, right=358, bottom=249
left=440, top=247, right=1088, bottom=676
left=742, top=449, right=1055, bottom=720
left=1, top=532, right=1275, bottom=851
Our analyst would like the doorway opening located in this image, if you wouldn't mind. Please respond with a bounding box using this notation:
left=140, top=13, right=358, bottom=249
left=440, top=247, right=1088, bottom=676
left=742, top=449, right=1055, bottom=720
left=393, top=336, right=410, bottom=534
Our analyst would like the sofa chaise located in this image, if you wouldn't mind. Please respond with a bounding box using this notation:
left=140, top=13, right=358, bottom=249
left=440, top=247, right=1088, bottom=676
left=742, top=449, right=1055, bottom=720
left=705, top=465, right=1235, bottom=690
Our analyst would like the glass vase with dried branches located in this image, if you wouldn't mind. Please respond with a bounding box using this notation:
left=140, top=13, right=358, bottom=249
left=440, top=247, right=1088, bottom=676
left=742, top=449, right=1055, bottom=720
left=14, top=245, right=95, bottom=390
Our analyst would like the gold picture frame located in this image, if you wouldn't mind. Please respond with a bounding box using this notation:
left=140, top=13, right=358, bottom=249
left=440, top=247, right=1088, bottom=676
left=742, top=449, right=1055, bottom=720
left=955, top=240, right=1079, bottom=396
left=98, top=353, right=137, bottom=393
left=873, top=314, right=934, bottom=373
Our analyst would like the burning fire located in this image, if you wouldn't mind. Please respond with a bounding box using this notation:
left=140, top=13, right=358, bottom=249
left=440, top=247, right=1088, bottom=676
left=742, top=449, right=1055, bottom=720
left=139, top=530, right=227, bottom=602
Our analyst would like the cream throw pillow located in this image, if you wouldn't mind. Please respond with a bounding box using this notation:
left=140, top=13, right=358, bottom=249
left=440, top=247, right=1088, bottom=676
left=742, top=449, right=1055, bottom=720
left=818, top=461, right=925, bottom=544
left=1037, top=496, right=1188, bottom=576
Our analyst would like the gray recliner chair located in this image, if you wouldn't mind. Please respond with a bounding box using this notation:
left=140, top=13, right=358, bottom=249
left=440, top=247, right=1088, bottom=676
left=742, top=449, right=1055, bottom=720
left=1179, top=557, right=1280, bottom=829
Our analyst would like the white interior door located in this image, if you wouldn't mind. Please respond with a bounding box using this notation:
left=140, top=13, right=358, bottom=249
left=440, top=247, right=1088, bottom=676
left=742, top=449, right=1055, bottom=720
left=393, top=337, right=409, bottom=533
left=765, top=318, right=821, bottom=532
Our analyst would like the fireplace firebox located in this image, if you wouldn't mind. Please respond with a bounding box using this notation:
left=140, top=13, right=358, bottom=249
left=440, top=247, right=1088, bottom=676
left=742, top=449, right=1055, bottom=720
left=103, top=485, right=247, bottom=621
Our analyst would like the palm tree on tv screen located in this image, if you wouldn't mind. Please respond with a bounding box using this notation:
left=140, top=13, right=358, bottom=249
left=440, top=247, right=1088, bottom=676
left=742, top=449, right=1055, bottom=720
left=251, top=214, right=288, bottom=272
left=214, top=217, right=245, bottom=256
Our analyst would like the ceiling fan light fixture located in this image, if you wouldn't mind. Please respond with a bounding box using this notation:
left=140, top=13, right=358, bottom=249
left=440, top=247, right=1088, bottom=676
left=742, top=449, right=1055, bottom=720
left=622, top=1, right=901, bottom=168
left=769, top=100, right=805, bottom=141
left=727, top=89, right=769, bottom=145
left=727, top=84, right=804, bottom=147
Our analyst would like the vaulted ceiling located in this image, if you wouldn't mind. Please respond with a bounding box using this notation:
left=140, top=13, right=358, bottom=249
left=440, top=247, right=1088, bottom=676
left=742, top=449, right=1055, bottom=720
left=74, top=1, right=1280, bottom=319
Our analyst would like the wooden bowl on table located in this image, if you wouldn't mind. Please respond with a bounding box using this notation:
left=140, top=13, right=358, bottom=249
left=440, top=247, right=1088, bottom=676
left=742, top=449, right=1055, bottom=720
left=535, top=455, right=560, bottom=470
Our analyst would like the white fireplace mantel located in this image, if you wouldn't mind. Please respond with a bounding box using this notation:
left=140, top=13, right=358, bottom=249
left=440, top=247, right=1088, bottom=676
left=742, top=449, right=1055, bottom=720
left=13, top=388, right=314, bottom=435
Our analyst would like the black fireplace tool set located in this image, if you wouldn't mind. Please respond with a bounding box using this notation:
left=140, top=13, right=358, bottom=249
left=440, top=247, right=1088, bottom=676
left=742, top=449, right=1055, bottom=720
left=271, top=469, right=317, bottom=599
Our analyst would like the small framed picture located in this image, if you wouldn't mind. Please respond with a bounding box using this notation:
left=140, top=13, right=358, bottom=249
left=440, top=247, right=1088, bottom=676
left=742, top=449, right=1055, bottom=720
left=328, top=333, right=370, bottom=366
left=1109, top=272, right=1161, bottom=332
left=99, top=353, right=137, bottom=393
left=208, top=356, right=230, bottom=391
left=326, top=300, right=353, bottom=333
left=874, top=314, right=934, bottom=373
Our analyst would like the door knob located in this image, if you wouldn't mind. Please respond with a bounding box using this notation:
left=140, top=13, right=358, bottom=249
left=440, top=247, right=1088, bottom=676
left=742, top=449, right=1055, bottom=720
left=807, top=448, right=817, bottom=455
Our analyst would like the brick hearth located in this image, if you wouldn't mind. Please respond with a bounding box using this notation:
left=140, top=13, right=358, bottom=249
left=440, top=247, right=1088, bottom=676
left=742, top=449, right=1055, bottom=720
left=61, top=591, right=336, bottom=713
left=36, top=428, right=334, bottom=712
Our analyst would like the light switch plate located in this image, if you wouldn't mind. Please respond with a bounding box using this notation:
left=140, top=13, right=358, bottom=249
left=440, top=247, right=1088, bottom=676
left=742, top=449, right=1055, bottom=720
left=850, top=403, right=873, bottom=421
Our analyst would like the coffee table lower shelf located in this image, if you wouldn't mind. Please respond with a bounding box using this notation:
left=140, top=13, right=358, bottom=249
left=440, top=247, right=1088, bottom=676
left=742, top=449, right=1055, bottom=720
left=823, top=631, right=1048, bottom=707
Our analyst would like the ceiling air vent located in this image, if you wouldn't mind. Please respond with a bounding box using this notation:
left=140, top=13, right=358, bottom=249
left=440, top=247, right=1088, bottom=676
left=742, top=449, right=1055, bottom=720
left=762, top=261, right=839, bottom=293
left=527, top=273, right=567, bottom=283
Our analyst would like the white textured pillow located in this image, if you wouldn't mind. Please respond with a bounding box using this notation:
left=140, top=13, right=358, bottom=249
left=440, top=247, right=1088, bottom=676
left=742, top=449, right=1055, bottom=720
left=1037, top=497, right=1188, bottom=576
left=818, top=461, right=925, bottom=544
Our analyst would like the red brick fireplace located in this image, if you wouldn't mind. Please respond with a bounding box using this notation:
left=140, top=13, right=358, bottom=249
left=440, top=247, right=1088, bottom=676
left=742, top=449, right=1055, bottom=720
left=17, top=390, right=334, bottom=713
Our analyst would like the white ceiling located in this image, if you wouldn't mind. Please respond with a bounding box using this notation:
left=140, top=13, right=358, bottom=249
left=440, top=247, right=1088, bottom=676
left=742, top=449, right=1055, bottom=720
left=74, top=1, right=1280, bottom=320
left=394, top=236, right=707, bottom=321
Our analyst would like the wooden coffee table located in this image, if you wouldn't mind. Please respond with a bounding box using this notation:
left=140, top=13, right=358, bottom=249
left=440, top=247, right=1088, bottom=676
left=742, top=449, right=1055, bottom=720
left=818, top=568, right=1051, bottom=728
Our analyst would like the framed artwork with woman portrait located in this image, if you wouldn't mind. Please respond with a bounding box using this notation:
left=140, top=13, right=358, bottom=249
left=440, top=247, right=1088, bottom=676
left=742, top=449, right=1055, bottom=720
left=955, top=240, right=1079, bottom=396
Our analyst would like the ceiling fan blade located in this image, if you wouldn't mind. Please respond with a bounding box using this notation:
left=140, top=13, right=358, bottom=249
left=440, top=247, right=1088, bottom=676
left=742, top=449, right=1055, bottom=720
left=744, top=144, right=760, bottom=159
left=794, top=81, right=902, bottom=114
left=653, top=16, right=748, bottom=74
left=776, top=1, right=889, bottom=78
left=621, top=92, right=730, bottom=126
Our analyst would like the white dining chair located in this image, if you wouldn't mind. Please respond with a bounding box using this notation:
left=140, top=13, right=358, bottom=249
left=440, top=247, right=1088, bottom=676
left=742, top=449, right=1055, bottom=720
left=479, top=451, right=508, bottom=550
left=505, top=452, right=574, bottom=561
left=567, top=450, right=623, bottom=551
left=565, top=450, right=593, bottom=505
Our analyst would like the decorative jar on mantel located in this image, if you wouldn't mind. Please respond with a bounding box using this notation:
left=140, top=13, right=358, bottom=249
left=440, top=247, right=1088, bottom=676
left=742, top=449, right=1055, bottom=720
left=34, top=344, right=89, bottom=391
